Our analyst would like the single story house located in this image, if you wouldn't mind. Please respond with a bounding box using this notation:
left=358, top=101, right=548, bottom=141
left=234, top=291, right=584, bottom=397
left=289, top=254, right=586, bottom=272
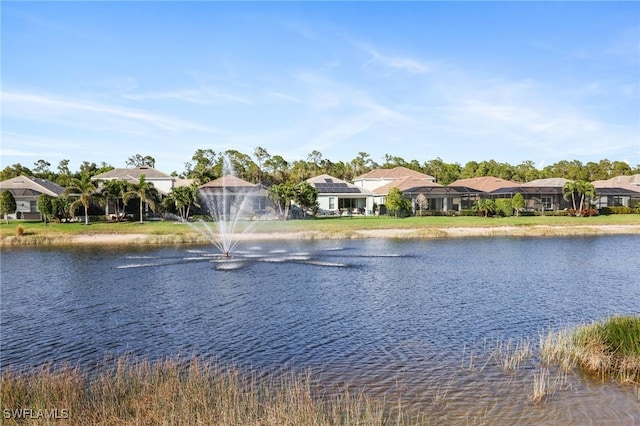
left=447, top=177, right=519, bottom=210
left=0, top=175, right=65, bottom=220
left=592, top=176, right=640, bottom=209
left=371, top=177, right=459, bottom=213
left=198, top=174, right=269, bottom=218
left=306, top=174, right=374, bottom=215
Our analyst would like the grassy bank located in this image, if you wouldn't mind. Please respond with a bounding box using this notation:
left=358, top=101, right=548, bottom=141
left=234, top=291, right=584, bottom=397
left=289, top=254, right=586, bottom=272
left=1, top=356, right=408, bottom=426
left=540, top=315, right=640, bottom=384
left=1, top=214, right=639, bottom=246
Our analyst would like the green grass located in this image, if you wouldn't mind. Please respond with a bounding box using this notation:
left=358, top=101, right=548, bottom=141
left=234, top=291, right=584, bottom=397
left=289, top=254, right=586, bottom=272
left=0, top=356, right=412, bottom=426
left=1, top=214, right=638, bottom=245
left=540, top=315, right=640, bottom=384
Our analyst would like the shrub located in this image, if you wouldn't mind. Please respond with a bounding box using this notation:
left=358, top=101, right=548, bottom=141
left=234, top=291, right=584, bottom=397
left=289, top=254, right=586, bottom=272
left=601, top=206, right=632, bottom=215
left=16, top=225, right=24, bottom=237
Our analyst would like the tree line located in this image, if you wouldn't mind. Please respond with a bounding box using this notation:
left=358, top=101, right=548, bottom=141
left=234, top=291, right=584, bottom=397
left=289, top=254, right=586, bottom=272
left=2, top=148, right=639, bottom=188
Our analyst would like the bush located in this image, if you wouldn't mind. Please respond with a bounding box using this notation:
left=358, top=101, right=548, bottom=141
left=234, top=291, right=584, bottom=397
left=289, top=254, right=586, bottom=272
left=16, top=225, right=24, bottom=237
left=601, top=206, right=632, bottom=215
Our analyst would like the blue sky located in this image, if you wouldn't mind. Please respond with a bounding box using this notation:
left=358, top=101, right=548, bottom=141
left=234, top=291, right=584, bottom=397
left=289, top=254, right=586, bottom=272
left=2, top=2, right=639, bottom=174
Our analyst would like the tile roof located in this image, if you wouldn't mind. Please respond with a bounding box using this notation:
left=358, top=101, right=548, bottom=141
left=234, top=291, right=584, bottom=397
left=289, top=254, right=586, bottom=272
left=199, top=174, right=256, bottom=188
left=93, top=167, right=173, bottom=180
left=448, top=176, right=519, bottom=192
left=521, top=178, right=571, bottom=188
left=355, top=167, right=435, bottom=181
left=604, top=174, right=640, bottom=185
left=371, top=177, right=443, bottom=195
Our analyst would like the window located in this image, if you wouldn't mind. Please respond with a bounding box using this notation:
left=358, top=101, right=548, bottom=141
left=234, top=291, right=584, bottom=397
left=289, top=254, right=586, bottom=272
left=30, top=200, right=38, bottom=213
left=328, top=197, right=335, bottom=210
left=541, top=196, right=553, bottom=210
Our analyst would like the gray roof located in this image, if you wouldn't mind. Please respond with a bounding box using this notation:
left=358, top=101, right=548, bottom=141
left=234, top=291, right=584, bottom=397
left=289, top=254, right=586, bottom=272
left=307, top=174, right=373, bottom=195
left=0, top=175, right=65, bottom=197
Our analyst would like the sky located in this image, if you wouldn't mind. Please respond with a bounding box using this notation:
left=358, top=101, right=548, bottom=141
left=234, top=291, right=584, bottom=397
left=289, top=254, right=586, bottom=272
left=2, top=2, right=639, bottom=175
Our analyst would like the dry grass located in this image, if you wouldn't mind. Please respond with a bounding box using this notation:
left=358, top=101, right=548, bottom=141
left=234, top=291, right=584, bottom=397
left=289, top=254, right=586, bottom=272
left=540, top=316, right=640, bottom=385
left=0, top=356, right=416, bottom=425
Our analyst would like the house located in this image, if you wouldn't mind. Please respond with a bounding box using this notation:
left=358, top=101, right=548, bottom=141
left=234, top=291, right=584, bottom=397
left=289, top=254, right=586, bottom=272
left=447, top=176, right=519, bottom=210
left=353, top=167, right=446, bottom=213
left=370, top=177, right=459, bottom=214
left=198, top=175, right=269, bottom=218
left=306, top=174, right=374, bottom=215
left=92, top=166, right=194, bottom=219
left=353, top=167, right=436, bottom=191
left=0, top=175, right=65, bottom=220
left=92, top=166, right=189, bottom=195
left=592, top=175, right=640, bottom=209
left=489, top=178, right=572, bottom=212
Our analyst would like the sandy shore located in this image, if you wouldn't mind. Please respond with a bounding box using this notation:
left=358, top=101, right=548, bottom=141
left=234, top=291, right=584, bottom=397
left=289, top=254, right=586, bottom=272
left=60, top=224, right=640, bottom=245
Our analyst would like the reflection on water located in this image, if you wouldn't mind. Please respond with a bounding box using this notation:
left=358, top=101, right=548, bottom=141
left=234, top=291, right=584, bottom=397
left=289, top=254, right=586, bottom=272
left=1, top=236, right=639, bottom=423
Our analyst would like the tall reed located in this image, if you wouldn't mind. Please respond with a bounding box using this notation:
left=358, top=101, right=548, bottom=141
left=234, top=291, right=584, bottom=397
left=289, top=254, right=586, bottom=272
left=1, top=355, right=412, bottom=425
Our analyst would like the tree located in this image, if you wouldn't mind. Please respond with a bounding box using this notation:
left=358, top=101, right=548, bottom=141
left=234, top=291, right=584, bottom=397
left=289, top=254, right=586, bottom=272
left=0, top=190, right=17, bottom=224
left=123, top=175, right=159, bottom=223
left=473, top=199, right=496, bottom=217
left=126, top=154, right=156, bottom=168
left=267, top=183, right=296, bottom=220
left=165, top=183, right=199, bottom=222
left=0, top=164, right=33, bottom=181
left=37, top=194, right=54, bottom=224
left=293, top=181, right=319, bottom=217
left=495, top=198, right=513, bottom=217
left=52, top=195, right=72, bottom=222
left=562, top=181, right=578, bottom=212
left=512, top=193, right=525, bottom=217
left=101, top=179, right=128, bottom=221
left=386, top=187, right=411, bottom=218
left=576, top=181, right=596, bottom=213
left=65, top=176, right=99, bottom=225
left=185, top=149, right=218, bottom=184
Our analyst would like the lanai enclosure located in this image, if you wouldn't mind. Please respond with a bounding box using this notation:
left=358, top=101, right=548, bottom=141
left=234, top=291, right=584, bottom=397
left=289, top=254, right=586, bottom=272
left=198, top=175, right=269, bottom=218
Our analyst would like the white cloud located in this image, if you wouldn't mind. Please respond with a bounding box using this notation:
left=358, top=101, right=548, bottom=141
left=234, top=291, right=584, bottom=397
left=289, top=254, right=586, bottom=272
left=356, top=43, right=432, bottom=74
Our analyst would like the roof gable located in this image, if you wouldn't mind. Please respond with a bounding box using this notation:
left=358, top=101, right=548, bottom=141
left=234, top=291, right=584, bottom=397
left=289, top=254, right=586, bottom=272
left=93, top=166, right=173, bottom=181
left=0, top=175, right=64, bottom=197
left=199, top=174, right=256, bottom=188
left=448, top=176, right=519, bottom=192
left=372, top=177, right=443, bottom=195
left=355, top=167, right=435, bottom=181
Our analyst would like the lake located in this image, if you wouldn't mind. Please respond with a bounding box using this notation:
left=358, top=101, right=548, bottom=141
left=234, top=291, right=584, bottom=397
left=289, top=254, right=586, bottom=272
left=1, top=235, right=639, bottom=423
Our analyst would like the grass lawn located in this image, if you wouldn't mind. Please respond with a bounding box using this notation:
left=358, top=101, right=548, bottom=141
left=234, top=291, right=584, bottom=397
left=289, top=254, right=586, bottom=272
left=1, top=214, right=639, bottom=241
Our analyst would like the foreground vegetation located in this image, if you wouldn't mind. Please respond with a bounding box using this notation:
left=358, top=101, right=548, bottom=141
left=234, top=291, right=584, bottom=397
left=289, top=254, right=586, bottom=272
left=2, top=317, right=638, bottom=424
left=0, top=356, right=406, bottom=426
left=1, top=214, right=639, bottom=246
left=541, top=315, right=640, bottom=385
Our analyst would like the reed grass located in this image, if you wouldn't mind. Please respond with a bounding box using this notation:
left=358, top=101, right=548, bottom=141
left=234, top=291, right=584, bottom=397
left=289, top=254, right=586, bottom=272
left=540, top=315, right=640, bottom=384
left=0, top=356, right=415, bottom=425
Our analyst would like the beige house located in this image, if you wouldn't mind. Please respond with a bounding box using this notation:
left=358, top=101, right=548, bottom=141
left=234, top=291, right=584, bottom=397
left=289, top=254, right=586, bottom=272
left=199, top=175, right=269, bottom=218
left=92, top=166, right=191, bottom=195
left=0, top=175, right=65, bottom=220
left=592, top=175, right=640, bottom=209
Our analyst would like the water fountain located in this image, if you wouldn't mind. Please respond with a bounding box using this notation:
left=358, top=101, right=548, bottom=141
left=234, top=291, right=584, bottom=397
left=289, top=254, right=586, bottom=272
left=193, top=156, right=264, bottom=259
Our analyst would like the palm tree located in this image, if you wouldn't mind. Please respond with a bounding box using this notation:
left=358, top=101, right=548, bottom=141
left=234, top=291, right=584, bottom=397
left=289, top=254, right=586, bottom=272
left=576, top=181, right=596, bottom=213
left=123, top=175, right=159, bottom=223
left=101, top=179, right=127, bottom=221
left=64, top=176, right=99, bottom=225
left=562, top=181, right=578, bottom=211
left=473, top=198, right=496, bottom=217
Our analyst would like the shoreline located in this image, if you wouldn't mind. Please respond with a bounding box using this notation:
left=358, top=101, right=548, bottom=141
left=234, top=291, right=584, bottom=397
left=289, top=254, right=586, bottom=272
left=2, top=224, right=639, bottom=246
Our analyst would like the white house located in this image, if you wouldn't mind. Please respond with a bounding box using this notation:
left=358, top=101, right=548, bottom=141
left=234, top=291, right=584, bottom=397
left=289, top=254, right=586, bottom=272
left=306, top=174, right=374, bottom=215
left=0, top=175, right=65, bottom=220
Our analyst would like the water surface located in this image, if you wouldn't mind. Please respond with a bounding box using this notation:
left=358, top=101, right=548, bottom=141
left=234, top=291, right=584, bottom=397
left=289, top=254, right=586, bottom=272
left=2, top=236, right=639, bottom=423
